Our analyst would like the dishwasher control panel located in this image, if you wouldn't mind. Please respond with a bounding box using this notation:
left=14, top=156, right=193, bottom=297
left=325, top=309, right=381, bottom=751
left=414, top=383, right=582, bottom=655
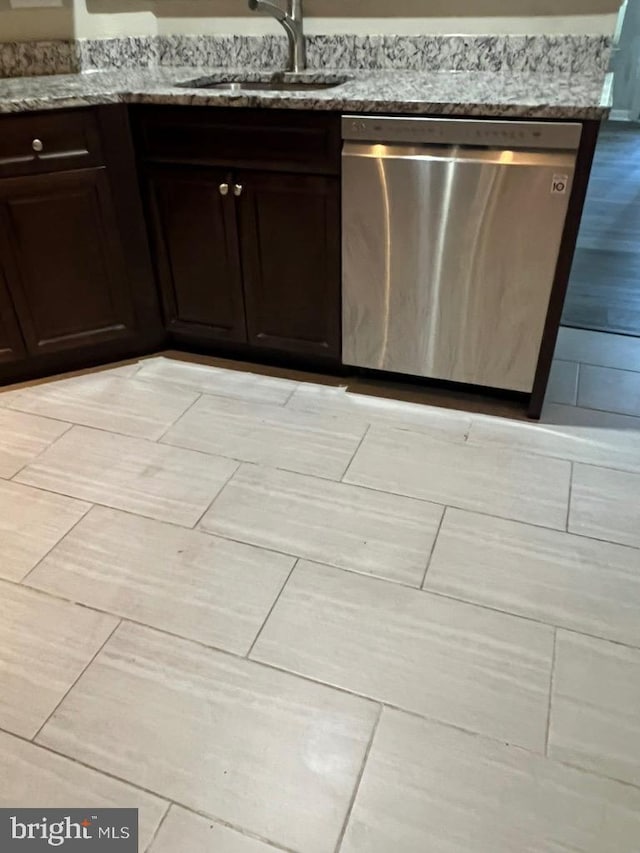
left=342, top=115, right=583, bottom=151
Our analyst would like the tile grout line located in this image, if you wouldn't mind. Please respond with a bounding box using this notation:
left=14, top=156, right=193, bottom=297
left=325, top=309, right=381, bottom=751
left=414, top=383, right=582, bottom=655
left=18, top=500, right=95, bottom=585
left=14, top=449, right=640, bottom=554
left=239, top=654, right=546, bottom=756
left=0, top=400, right=205, bottom=449
left=159, top=808, right=300, bottom=853
left=565, top=461, right=574, bottom=533
left=339, top=423, right=371, bottom=483
left=188, top=461, right=242, bottom=530
left=6, top=679, right=640, bottom=810
left=246, top=559, right=299, bottom=659
left=12, top=526, right=640, bottom=661
left=30, top=618, right=123, bottom=743
left=333, top=704, right=383, bottom=853
left=544, top=628, right=558, bottom=757
left=9, top=422, right=254, bottom=483
left=463, top=434, right=640, bottom=478
left=7, top=419, right=75, bottom=482
left=13, top=697, right=640, bottom=849
left=420, top=505, right=447, bottom=589
left=143, top=801, right=172, bottom=853
left=281, top=382, right=301, bottom=407
left=2, top=724, right=299, bottom=853
left=463, top=419, right=473, bottom=442
left=152, top=391, right=203, bottom=444
left=9, top=481, right=247, bottom=536
left=565, top=352, right=640, bottom=376
left=9, top=401, right=640, bottom=536
left=196, top=525, right=434, bottom=590
left=58, top=613, right=558, bottom=763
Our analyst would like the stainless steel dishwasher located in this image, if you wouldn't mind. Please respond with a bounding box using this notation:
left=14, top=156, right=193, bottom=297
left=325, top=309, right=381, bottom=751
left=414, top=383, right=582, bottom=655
left=341, top=116, right=582, bottom=393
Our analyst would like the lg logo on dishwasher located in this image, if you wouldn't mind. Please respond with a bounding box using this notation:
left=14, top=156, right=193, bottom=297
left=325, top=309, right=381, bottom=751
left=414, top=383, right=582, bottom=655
left=0, top=810, right=137, bottom=850
left=551, top=173, right=569, bottom=194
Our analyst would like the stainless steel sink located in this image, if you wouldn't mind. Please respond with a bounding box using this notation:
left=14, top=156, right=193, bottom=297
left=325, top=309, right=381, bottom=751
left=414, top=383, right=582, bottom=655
left=177, top=75, right=348, bottom=92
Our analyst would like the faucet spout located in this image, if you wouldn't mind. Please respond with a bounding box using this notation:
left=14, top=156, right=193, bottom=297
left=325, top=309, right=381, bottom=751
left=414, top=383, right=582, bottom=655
left=248, top=0, right=306, bottom=72
left=248, top=0, right=286, bottom=22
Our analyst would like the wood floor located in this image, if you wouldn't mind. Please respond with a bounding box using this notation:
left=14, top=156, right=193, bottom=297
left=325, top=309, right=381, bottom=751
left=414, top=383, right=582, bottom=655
left=562, top=121, right=640, bottom=337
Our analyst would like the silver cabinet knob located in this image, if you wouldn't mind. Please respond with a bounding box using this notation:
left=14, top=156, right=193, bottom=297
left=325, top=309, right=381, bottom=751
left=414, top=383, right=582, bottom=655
left=233, top=184, right=243, bottom=197
left=32, top=138, right=44, bottom=153
left=219, top=182, right=229, bottom=196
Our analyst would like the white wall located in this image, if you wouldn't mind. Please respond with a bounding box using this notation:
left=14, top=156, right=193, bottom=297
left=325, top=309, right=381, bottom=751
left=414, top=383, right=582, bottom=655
left=155, top=15, right=620, bottom=37
left=613, top=0, right=640, bottom=111
left=0, top=0, right=622, bottom=42
left=0, top=0, right=73, bottom=39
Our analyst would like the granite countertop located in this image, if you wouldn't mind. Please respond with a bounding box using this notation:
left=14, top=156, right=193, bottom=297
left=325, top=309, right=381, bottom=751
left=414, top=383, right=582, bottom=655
left=0, top=65, right=612, bottom=120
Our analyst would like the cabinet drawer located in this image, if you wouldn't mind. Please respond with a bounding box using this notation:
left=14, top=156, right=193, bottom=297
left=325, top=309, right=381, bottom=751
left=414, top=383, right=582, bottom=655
left=0, top=109, right=103, bottom=178
left=133, top=106, right=341, bottom=175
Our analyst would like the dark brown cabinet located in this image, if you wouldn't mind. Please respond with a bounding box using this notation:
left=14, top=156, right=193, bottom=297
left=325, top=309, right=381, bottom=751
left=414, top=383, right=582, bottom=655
left=136, top=106, right=342, bottom=363
left=0, top=168, right=135, bottom=355
left=148, top=167, right=246, bottom=342
left=238, top=170, right=340, bottom=356
left=0, top=105, right=162, bottom=383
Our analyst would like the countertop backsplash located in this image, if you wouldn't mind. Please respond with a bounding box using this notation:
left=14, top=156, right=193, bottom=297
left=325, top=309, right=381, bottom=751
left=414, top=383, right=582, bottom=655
left=0, top=33, right=613, bottom=80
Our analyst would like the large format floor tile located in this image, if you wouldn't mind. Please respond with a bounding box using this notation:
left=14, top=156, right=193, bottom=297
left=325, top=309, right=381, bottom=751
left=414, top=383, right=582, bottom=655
left=286, top=383, right=472, bottom=438
left=149, top=806, right=278, bottom=853
left=469, top=408, right=640, bottom=474
left=28, top=506, right=294, bottom=655
left=38, top=622, right=378, bottom=853
left=344, top=426, right=570, bottom=529
left=135, top=357, right=298, bottom=406
left=549, top=631, right=640, bottom=787
left=161, top=394, right=367, bottom=480
left=341, top=708, right=640, bottom=853
left=201, top=465, right=444, bottom=586
left=0, top=581, right=118, bottom=738
left=0, top=480, right=89, bottom=582
left=15, top=426, right=238, bottom=527
left=3, top=374, right=199, bottom=440
left=578, top=363, right=640, bottom=417
left=0, top=731, right=167, bottom=850
left=569, top=464, right=640, bottom=548
left=426, top=508, right=640, bottom=646
left=252, top=561, right=553, bottom=750
left=0, top=407, right=70, bottom=479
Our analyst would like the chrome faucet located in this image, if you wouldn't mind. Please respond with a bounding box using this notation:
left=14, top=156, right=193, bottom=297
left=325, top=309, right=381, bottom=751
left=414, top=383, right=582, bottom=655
left=248, top=0, right=306, bottom=72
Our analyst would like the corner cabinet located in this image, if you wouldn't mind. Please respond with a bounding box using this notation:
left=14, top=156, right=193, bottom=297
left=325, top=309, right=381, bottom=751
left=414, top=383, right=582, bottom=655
left=0, top=106, right=162, bottom=383
left=134, top=107, right=342, bottom=363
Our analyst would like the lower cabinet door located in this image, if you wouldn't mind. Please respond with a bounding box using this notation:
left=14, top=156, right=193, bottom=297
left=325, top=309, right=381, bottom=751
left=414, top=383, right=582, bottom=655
left=0, top=265, right=26, bottom=364
left=237, top=170, right=341, bottom=359
left=146, top=167, right=247, bottom=343
left=0, top=168, right=136, bottom=356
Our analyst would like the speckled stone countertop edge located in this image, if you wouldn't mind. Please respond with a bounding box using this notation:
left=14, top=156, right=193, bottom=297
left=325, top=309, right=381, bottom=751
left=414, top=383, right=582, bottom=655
left=0, top=66, right=613, bottom=120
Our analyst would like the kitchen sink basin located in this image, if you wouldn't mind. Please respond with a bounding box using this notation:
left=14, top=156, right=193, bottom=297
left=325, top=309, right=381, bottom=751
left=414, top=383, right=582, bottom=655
left=177, top=75, right=349, bottom=92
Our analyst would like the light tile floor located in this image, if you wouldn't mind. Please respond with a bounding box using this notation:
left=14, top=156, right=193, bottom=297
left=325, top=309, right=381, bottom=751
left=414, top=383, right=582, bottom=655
left=0, top=332, right=639, bottom=852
